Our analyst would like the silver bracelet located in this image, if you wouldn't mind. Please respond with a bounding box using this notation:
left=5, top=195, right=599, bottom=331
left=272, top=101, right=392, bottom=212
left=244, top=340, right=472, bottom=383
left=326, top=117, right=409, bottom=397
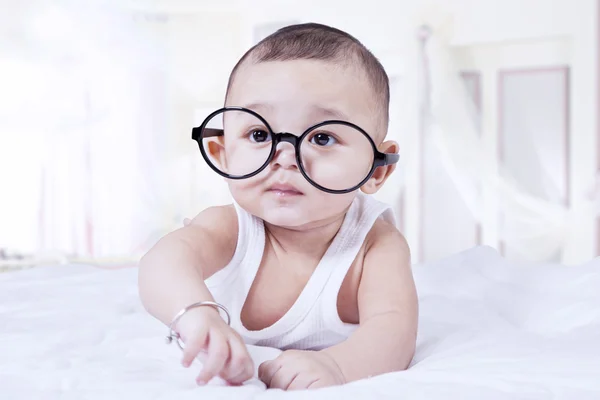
left=165, top=301, right=231, bottom=351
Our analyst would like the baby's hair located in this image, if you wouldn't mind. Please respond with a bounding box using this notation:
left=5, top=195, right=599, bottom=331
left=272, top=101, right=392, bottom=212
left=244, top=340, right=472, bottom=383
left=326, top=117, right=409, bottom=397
left=225, top=23, right=390, bottom=131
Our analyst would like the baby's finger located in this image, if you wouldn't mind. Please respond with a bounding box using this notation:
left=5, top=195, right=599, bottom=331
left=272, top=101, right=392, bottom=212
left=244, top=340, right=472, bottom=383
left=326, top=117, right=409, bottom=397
left=306, top=379, right=327, bottom=390
left=181, top=328, right=208, bottom=368
left=259, top=359, right=286, bottom=388
left=287, top=374, right=318, bottom=391
left=221, top=336, right=254, bottom=384
left=183, top=218, right=192, bottom=226
left=269, top=367, right=297, bottom=390
left=196, top=330, right=230, bottom=385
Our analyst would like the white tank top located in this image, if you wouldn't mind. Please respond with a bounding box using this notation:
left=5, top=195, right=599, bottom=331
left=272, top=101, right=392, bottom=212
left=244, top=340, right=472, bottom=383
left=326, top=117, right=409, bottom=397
left=204, top=193, right=396, bottom=351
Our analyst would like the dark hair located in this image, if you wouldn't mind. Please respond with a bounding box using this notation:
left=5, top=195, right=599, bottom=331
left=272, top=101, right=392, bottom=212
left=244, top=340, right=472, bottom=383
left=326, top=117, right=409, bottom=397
left=225, top=23, right=390, bottom=131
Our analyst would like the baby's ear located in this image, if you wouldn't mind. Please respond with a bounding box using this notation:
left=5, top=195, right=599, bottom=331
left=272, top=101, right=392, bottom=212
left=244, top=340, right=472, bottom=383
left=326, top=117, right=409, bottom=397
left=360, top=140, right=399, bottom=194
left=206, top=136, right=227, bottom=170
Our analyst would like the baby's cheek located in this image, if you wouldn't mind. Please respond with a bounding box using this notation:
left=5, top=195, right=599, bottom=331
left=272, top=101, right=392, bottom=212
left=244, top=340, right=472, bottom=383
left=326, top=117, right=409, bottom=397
left=227, top=180, right=259, bottom=203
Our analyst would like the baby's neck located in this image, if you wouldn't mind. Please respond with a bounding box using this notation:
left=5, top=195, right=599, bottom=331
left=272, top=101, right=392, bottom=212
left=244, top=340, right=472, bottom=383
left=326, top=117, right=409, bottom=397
left=263, top=214, right=346, bottom=266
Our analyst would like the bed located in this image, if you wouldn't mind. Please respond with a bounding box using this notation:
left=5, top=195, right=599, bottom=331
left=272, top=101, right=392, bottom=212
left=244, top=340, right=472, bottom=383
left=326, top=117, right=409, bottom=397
left=1, top=246, right=599, bottom=399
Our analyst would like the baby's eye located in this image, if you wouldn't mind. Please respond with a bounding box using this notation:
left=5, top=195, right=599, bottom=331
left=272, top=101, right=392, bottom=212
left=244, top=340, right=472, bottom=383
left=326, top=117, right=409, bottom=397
left=249, top=129, right=271, bottom=143
left=310, top=133, right=337, bottom=146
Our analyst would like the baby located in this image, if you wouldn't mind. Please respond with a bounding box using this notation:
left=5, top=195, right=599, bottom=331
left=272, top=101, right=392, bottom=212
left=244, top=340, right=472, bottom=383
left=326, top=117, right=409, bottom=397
left=138, top=22, right=418, bottom=391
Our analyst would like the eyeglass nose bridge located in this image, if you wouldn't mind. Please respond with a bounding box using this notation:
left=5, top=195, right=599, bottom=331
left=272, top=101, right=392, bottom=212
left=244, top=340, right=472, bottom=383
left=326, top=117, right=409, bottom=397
left=270, top=133, right=300, bottom=165
left=273, top=132, right=300, bottom=147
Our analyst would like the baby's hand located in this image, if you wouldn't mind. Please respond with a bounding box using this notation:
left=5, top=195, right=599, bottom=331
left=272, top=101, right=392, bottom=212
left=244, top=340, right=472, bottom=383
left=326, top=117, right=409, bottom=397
left=177, top=307, right=254, bottom=386
left=258, top=350, right=346, bottom=390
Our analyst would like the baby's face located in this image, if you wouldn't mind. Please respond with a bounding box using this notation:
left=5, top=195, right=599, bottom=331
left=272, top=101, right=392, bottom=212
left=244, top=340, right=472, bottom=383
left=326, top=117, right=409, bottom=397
left=222, top=59, right=383, bottom=229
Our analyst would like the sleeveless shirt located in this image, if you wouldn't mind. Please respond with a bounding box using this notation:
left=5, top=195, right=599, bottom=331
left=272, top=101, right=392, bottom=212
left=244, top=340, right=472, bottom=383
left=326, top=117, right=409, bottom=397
left=204, top=193, right=396, bottom=350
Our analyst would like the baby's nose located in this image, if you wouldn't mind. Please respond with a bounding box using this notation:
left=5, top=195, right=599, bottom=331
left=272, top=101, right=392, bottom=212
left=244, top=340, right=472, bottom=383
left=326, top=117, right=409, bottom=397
left=271, top=141, right=298, bottom=169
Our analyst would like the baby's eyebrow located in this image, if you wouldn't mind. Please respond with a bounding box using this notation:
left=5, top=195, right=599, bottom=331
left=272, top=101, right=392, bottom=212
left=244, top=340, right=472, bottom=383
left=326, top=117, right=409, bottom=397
left=310, top=105, right=350, bottom=121
left=240, top=102, right=273, bottom=114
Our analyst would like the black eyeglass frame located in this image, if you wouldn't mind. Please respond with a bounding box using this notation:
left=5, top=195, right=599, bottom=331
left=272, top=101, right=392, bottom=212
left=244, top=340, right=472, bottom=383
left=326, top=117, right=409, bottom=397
left=191, top=106, right=399, bottom=194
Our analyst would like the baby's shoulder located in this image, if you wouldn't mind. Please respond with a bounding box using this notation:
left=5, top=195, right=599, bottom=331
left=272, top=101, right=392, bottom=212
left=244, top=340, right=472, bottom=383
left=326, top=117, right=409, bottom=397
left=188, top=204, right=239, bottom=248
left=187, top=204, right=239, bottom=274
left=190, top=204, right=237, bottom=231
left=363, top=216, right=409, bottom=258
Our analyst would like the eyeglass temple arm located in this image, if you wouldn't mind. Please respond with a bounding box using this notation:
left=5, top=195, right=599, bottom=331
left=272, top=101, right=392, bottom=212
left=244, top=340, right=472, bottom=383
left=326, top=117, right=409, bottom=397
left=192, top=127, right=224, bottom=139
left=384, top=153, right=400, bottom=165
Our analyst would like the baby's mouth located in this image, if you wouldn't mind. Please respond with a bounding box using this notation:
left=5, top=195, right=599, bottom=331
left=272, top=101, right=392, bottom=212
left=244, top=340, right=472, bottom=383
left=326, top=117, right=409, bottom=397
left=266, top=183, right=304, bottom=197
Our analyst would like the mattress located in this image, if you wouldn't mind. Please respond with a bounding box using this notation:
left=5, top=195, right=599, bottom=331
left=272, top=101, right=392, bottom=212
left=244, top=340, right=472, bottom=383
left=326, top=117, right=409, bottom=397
left=1, top=246, right=599, bottom=399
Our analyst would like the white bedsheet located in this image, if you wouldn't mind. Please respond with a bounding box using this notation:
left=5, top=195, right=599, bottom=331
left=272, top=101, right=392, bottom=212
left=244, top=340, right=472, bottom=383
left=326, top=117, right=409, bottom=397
left=1, top=246, right=599, bottom=399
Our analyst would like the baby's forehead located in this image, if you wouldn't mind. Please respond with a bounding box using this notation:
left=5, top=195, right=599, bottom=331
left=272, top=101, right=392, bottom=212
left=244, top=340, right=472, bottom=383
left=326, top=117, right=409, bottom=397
left=227, top=59, right=384, bottom=137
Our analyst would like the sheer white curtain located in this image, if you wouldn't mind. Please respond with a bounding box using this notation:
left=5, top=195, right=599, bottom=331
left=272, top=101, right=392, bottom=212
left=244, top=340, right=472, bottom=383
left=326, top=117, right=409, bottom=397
left=0, top=26, right=92, bottom=257
left=69, top=7, right=169, bottom=260
left=0, top=58, right=49, bottom=255
left=1, top=3, right=170, bottom=261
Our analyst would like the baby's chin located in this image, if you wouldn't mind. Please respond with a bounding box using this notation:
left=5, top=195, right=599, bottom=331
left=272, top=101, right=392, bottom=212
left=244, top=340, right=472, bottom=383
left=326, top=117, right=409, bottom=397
left=233, top=198, right=328, bottom=230
left=254, top=207, right=317, bottom=230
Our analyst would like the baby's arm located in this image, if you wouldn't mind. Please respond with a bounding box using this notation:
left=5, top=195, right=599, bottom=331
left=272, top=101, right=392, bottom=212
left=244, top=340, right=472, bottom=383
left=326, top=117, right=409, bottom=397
left=138, top=205, right=254, bottom=384
left=322, top=222, right=418, bottom=382
left=258, top=222, right=418, bottom=390
left=138, top=205, right=237, bottom=326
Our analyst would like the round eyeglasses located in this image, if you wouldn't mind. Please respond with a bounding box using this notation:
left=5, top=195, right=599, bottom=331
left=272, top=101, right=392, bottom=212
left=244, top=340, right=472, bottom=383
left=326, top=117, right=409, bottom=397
left=191, top=107, right=399, bottom=194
